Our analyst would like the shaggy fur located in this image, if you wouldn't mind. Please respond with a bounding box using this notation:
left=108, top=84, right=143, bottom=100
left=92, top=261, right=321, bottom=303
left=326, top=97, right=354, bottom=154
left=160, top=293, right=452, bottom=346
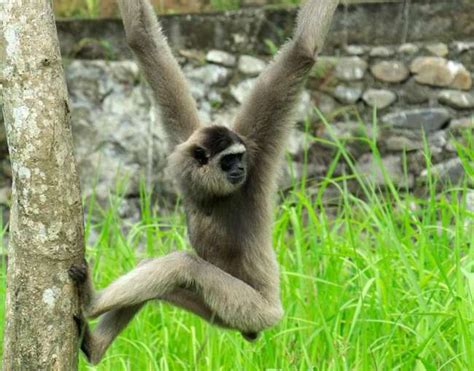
left=69, top=0, right=338, bottom=364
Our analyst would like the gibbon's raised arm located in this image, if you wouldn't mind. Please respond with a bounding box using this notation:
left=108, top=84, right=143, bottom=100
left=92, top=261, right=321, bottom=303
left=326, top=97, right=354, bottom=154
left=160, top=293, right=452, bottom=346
left=233, top=0, right=338, bottom=159
left=118, top=0, right=202, bottom=146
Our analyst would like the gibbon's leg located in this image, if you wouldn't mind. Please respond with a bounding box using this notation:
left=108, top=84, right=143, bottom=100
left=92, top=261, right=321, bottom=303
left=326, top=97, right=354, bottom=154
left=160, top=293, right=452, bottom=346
left=79, top=289, right=229, bottom=365
left=161, top=287, right=227, bottom=327
left=233, top=0, right=338, bottom=167
left=83, top=252, right=283, bottom=334
left=69, top=263, right=227, bottom=365
left=117, top=0, right=202, bottom=147
left=79, top=305, right=144, bottom=365
left=162, top=289, right=259, bottom=341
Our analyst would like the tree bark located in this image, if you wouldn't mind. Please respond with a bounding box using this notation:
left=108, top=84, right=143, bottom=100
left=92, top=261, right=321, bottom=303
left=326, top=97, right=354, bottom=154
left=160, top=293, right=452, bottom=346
left=1, top=1, right=84, bottom=370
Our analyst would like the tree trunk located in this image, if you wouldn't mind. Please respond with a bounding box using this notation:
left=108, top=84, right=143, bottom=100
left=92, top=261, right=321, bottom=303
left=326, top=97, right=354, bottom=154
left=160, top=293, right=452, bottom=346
left=1, top=1, right=84, bottom=370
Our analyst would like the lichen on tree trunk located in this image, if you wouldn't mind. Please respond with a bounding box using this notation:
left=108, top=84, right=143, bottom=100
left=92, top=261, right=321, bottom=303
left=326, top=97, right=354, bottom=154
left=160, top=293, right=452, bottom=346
left=1, top=1, right=85, bottom=370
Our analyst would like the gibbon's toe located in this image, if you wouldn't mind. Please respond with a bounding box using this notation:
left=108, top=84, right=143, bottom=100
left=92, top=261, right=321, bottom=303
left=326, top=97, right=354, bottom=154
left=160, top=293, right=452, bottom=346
left=68, top=263, right=87, bottom=284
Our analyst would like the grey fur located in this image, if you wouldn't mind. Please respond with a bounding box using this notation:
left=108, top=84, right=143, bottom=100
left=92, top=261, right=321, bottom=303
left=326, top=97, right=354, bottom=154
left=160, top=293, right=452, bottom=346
left=71, top=0, right=338, bottom=364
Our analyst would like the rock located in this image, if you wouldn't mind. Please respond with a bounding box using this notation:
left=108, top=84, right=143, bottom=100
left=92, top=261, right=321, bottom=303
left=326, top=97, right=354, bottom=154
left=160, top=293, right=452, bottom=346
left=384, top=135, right=422, bottom=152
left=452, top=41, right=474, bottom=53
left=449, top=116, right=474, bottom=131
left=362, top=89, right=396, bottom=109
left=356, top=154, right=414, bottom=188
left=410, top=57, right=472, bottom=90
left=185, top=64, right=232, bottom=87
left=428, top=131, right=448, bottom=149
left=332, top=122, right=373, bottom=156
left=67, top=60, right=138, bottom=104
left=332, top=84, right=363, bottom=104
left=425, top=43, right=449, bottom=57
left=66, top=61, right=174, bottom=205
left=383, top=130, right=447, bottom=152
left=279, top=161, right=323, bottom=190
left=369, top=46, right=395, bottom=58
left=445, top=140, right=458, bottom=153
left=238, top=55, right=266, bottom=76
left=327, top=121, right=372, bottom=141
left=334, top=57, right=368, bottom=81
left=370, top=60, right=409, bottom=83
left=344, top=45, right=366, bottom=56
left=407, top=150, right=427, bottom=175
left=208, top=89, right=223, bottom=107
left=438, top=90, right=474, bottom=109
left=420, top=158, right=465, bottom=184
left=188, top=81, right=207, bottom=101
left=313, top=92, right=337, bottom=116
left=230, top=78, right=257, bottom=103
left=398, top=43, right=419, bottom=54
left=294, top=90, right=314, bottom=122
left=399, top=78, right=433, bottom=104
left=198, top=101, right=212, bottom=123
left=206, top=50, right=236, bottom=67
left=179, top=49, right=205, bottom=63
left=381, top=108, right=451, bottom=133
left=212, top=107, right=239, bottom=128
left=286, top=129, right=309, bottom=156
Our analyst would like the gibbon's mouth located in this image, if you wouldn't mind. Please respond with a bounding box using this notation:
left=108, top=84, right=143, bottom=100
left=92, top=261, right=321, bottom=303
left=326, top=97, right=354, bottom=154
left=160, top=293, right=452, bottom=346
left=227, top=171, right=245, bottom=185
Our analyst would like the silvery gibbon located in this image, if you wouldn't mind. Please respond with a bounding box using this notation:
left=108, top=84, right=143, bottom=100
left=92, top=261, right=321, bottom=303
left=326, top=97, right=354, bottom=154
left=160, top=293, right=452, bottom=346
left=69, top=0, right=338, bottom=364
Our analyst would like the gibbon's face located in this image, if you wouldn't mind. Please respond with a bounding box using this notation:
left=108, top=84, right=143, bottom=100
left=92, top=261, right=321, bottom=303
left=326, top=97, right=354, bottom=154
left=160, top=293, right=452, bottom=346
left=169, top=126, right=249, bottom=199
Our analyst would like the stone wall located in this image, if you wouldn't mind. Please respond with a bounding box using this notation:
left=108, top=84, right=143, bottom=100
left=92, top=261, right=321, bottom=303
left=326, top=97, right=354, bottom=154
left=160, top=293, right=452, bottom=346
left=56, top=0, right=474, bottom=58
left=0, top=1, right=473, bottom=219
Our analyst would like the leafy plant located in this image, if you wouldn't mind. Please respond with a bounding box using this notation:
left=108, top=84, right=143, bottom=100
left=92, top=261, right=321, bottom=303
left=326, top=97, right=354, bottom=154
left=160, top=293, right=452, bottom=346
left=210, top=0, right=241, bottom=11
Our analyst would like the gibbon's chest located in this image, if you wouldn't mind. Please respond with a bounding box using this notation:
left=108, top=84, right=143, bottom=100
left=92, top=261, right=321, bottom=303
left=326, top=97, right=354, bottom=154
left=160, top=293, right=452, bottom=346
left=185, top=204, right=257, bottom=266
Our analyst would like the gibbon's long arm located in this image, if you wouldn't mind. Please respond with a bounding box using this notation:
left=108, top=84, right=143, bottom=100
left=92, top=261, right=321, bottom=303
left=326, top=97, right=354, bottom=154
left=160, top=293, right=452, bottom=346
left=234, top=0, right=338, bottom=161
left=118, top=0, right=202, bottom=146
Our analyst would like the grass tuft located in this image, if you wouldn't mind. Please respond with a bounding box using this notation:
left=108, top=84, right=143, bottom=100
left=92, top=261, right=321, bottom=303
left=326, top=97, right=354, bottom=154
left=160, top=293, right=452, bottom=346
left=0, top=116, right=473, bottom=369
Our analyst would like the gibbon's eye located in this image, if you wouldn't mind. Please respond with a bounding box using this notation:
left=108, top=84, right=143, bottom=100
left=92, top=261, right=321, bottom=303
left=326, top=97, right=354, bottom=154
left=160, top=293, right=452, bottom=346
left=193, top=147, right=209, bottom=165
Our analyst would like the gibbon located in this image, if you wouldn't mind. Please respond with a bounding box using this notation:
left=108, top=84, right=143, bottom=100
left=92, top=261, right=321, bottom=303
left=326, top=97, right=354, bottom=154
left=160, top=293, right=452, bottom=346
left=69, top=0, right=338, bottom=364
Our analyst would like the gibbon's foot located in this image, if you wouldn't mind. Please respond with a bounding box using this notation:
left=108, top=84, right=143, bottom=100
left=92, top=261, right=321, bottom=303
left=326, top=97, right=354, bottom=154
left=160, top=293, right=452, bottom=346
left=73, top=314, right=85, bottom=334
left=73, top=315, right=93, bottom=362
left=242, top=332, right=259, bottom=342
left=80, top=336, right=93, bottom=363
left=68, top=262, right=88, bottom=284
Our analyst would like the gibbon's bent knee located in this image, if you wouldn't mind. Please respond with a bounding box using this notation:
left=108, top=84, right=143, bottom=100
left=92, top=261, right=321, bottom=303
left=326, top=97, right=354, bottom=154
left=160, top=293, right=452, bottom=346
left=248, top=304, right=284, bottom=333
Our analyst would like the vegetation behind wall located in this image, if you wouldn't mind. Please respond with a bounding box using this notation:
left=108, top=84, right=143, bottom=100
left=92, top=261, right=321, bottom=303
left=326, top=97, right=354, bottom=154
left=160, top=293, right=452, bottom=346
left=53, top=0, right=396, bottom=17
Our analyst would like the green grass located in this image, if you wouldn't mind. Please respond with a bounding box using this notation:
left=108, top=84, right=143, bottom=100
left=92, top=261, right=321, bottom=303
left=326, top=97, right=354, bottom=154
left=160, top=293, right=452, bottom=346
left=1, top=117, right=473, bottom=369
left=209, top=0, right=241, bottom=12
